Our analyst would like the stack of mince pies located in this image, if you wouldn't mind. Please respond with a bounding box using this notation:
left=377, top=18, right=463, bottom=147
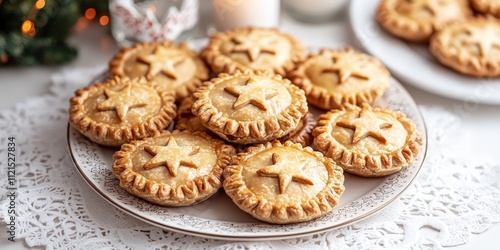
left=68, top=26, right=423, bottom=224
left=377, top=0, right=500, bottom=77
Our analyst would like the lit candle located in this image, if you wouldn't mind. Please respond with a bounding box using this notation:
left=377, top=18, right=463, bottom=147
left=211, top=0, right=280, bottom=31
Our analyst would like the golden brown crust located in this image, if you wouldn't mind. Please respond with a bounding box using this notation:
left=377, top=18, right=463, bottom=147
left=430, top=15, right=500, bottom=77
left=472, top=0, right=500, bottom=18
left=313, top=105, right=423, bottom=177
left=112, top=130, right=236, bottom=207
left=108, top=41, right=209, bottom=101
left=201, top=26, right=307, bottom=76
left=173, top=96, right=212, bottom=134
left=376, top=0, right=471, bottom=43
left=223, top=140, right=345, bottom=224
left=191, top=70, right=308, bottom=144
left=287, top=48, right=390, bottom=110
left=277, top=112, right=316, bottom=147
left=69, top=76, right=176, bottom=147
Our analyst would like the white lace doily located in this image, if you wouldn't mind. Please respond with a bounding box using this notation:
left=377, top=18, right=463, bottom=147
left=1, top=66, right=499, bottom=250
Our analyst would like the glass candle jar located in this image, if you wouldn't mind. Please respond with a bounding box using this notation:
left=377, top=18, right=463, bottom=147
left=109, top=0, right=200, bottom=46
left=210, top=0, right=280, bottom=32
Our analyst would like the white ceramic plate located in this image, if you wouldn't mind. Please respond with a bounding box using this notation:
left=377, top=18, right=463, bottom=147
left=349, top=0, right=500, bottom=105
left=67, top=75, right=427, bottom=241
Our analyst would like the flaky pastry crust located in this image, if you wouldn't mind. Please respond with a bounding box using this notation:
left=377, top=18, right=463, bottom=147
left=201, top=26, right=307, bottom=76
left=112, top=130, right=236, bottom=206
left=109, top=41, right=209, bottom=101
left=313, top=105, right=423, bottom=177
left=472, top=0, right=500, bottom=18
left=288, top=48, right=390, bottom=110
left=69, top=76, right=176, bottom=147
left=430, top=16, right=500, bottom=77
left=376, top=0, right=471, bottom=42
left=191, top=70, right=308, bottom=144
left=223, top=140, right=345, bottom=224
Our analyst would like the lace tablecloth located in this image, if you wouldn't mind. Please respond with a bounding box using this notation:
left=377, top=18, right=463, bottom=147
left=1, top=66, right=499, bottom=249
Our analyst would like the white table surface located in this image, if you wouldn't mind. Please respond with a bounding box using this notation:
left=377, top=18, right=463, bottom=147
left=1, top=6, right=499, bottom=250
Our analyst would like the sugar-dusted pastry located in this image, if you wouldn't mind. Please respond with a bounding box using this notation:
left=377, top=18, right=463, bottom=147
left=471, top=0, right=500, bottom=18
left=313, top=105, right=423, bottom=177
left=430, top=16, right=500, bottom=77
left=109, top=41, right=209, bottom=101
left=223, top=140, right=345, bottom=224
left=201, top=26, right=307, bottom=76
left=69, top=76, right=176, bottom=147
left=113, top=130, right=236, bottom=207
left=191, top=70, right=308, bottom=144
left=288, top=48, right=390, bottom=110
left=376, top=0, right=471, bottom=42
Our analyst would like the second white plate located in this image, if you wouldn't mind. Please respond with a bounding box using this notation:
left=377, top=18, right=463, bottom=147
left=349, top=0, right=500, bottom=105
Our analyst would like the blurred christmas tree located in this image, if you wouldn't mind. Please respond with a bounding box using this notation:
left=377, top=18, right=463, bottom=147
left=0, top=0, right=108, bottom=66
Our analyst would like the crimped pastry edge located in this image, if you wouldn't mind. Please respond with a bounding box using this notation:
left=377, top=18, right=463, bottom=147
left=278, top=112, right=316, bottom=147
left=471, top=0, right=500, bottom=18
left=112, top=130, right=236, bottom=206
left=223, top=140, right=345, bottom=224
left=287, top=48, right=390, bottom=110
left=313, top=105, right=424, bottom=177
left=68, top=76, right=177, bottom=147
left=375, top=0, right=471, bottom=43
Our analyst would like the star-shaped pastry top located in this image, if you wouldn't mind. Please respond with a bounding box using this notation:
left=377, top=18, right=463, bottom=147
left=224, top=76, right=279, bottom=111
left=459, top=25, right=500, bottom=57
left=230, top=33, right=278, bottom=62
left=336, top=109, right=393, bottom=144
left=257, top=153, right=314, bottom=194
left=143, top=136, right=200, bottom=177
left=321, top=55, right=370, bottom=84
left=137, top=47, right=185, bottom=80
left=96, top=84, right=147, bottom=121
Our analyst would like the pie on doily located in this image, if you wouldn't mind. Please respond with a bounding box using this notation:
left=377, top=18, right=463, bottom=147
left=191, top=70, right=308, bottom=144
left=223, top=140, right=345, bottom=224
left=69, top=76, right=177, bottom=147
left=288, top=48, right=390, bottom=110
left=430, top=15, right=500, bottom=77
left=313, top=105, right=423, bottom=177
left=108, top=41, right=209, bottom=101
left=201, top=26, right=307, bottom=76
left=376, top=0, right=471, bottom=42
left=112, top=130, right=236, bottom=206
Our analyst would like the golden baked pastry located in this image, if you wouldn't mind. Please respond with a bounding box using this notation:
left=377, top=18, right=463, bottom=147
left=430, top=16, right=500, bottom=77
left=277, top=112, right=316, bottom=147
left=109, top=41, right=209, bottom=101
left=174, top=96, right=214, bottom=135
left=376, top=0, right=471, bottom=42
left=313, top=105, right=423, bottom=177
left=201, top=26, right=307, bottom=76
left=191, top=70, right=308, bottom=144
left=223, top=140, right=345, bottom=224
left=288, top=48, right=390, bottom=110
left=69, top=76, right=176, bottom=147
left=472, top=0, right=500, bottom=18
left=113, top=130, right=236, bottom=207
